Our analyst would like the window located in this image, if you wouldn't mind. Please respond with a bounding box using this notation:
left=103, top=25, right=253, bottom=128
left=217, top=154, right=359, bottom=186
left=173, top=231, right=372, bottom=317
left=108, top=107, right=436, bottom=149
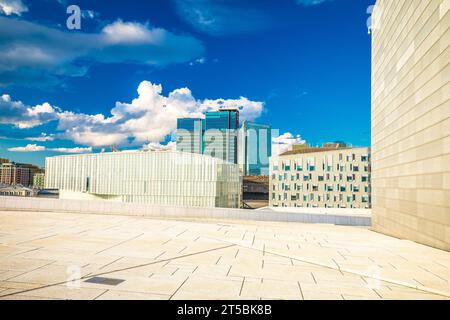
left=361, top=155, right=368, bottom=162
left=318, top=176, right=324, bottom=182
left=362, top=176, right=368, bottom=182
left=296, top=164, right=303, bottom=171
left=285, top=165, right=291, bottom=171
left=353, top=166, right=359, bottom=172
left=273, top=165, right=279, bottom=171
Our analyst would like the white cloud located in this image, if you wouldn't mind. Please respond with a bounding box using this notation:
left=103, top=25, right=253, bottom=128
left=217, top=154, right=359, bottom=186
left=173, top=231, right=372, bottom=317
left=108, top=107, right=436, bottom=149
left=200, top=97, right=264, bottom=122
left=7, top=144, right=92, bottom=153
left=143, top=141, right=177, bottom=151
left=2, top=80, right=264, bottom=147
left=8, top=144, right=45, bottom=152
left=272, top=132, right=306, bottom=156
left=0, top=94, right=58, bottom=129
left=0, top=17, right=204, bottom=87
left=296, top=0, right=332, bottom=6
left=174, top=0, right=272, bottom=36
left=189, top=57, right=206, bottom=66
left=50, top=147, right=93, bottom=153
left=0, top=0, right=28, bottom=16
left=25, top=133, right=55, bottom=142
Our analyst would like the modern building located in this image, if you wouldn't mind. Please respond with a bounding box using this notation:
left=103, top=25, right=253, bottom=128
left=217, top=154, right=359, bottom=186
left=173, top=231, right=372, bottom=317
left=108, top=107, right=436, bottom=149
left=204, top=108, right=239, bottom=164
left=45, top=151, right=242, bottom=208
left=33, top=172, right=45, bottom=189
left=371, top=0, right=449, bottom=250
left=0, top=162, right=32, bottom=186
left=176, top=118, right=204, bottom=154
left=270, top=146, right=371, bottom=208
left=238, top=121, right=272, bottom=176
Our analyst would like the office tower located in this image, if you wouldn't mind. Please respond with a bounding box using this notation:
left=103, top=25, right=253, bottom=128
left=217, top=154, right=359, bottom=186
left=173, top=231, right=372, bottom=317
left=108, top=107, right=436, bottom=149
left=45, top=151, right=241, bottom=208
left=270, top=146, right=371, bottom=209
left=371, top=0, right=449, bottom=250
left=176, top=118, right=204, bottom=154
left=238, top=121, right=272, bottom=176
left=204, top=108, right=239, bottom=164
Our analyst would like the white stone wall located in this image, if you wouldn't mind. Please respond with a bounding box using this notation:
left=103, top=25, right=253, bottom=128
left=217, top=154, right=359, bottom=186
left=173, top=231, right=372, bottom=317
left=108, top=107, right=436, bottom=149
left=0, top=196, right=371, bottom=226
left=371, top=0, right=450, bottom=250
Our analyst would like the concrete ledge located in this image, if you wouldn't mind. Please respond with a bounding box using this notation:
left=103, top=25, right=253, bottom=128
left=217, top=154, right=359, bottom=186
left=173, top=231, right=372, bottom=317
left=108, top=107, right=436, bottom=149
left=0, top=196, right=371, bottom=226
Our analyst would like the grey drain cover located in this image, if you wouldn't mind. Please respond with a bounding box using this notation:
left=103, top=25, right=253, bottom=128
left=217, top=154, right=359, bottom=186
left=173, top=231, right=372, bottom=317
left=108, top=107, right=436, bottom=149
left=85, top=276, right=125, bottom=286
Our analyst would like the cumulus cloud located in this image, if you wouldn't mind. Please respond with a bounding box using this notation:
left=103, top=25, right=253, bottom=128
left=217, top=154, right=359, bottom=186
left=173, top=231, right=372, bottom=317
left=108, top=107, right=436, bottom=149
left=1, top=80, right=264, bottom=147
left=272, top=132, right=306, bottom=156
left=0, top=94, right=59, bottom=128
left=0, top=16, right=204, bottom=87
left=8, top=144, right=92, bottom=153
left=0, top=0, right=27, bottom=16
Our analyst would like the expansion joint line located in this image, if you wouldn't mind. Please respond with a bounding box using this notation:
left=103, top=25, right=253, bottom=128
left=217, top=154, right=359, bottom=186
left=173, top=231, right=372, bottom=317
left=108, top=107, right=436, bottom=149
left=203, top=236, right=450, bottom=299
left=0, top=244, right=236, bottom=298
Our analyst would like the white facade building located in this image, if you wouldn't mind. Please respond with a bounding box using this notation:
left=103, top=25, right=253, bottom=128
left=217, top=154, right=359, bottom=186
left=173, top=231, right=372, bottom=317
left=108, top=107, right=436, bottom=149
left=45, top=151, right=242, bottom=208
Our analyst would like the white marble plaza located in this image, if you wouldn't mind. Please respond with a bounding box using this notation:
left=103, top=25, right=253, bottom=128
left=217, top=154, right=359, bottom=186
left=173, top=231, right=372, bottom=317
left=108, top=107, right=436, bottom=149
left=0, top=210, right=449, bottom=300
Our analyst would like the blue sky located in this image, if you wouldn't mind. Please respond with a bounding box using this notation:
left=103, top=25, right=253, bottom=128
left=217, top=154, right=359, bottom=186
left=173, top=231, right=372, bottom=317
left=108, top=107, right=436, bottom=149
left=0, top=0, right=375, bottom=166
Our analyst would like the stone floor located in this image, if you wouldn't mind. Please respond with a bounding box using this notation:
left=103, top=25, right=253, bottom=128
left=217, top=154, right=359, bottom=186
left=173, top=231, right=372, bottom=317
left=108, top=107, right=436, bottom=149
left=0, top=210, right=448, bottom=300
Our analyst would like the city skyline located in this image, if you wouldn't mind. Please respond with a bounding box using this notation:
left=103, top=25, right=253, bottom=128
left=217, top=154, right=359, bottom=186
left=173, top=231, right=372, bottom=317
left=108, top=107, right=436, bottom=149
left=0, top=0, right=375, bottom=167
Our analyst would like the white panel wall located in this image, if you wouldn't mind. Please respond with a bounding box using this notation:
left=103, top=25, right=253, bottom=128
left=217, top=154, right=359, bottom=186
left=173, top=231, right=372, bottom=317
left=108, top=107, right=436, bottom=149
left=45, top=151, right=241, bottom=208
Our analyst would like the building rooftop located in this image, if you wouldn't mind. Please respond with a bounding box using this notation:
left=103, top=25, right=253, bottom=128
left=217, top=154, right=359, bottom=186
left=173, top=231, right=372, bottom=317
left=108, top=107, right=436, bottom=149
left=0, top=210, right=448, bottom=300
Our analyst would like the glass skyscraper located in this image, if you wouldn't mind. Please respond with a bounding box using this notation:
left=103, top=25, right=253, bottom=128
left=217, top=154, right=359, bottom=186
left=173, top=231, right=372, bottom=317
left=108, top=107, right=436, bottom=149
left=176, top=109, right=271, bottom=175
left=203, top=108, right=239, bottom=164
left=176, top=118, right=204, bottom=154
left=238, top=121, right=272, bottom=176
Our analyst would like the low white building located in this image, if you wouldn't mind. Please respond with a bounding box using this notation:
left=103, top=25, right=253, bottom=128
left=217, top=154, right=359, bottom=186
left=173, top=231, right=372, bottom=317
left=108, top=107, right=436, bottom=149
left=45, top=151, right=242, bottom=208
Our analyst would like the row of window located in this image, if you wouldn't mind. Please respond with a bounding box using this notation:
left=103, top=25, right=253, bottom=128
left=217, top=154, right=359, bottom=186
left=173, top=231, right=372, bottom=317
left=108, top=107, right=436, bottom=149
left=272, top=193, right=370, bottom=203
left=273, top=163, right=370, bottom=172
left=273, top=203, right=370, bottom=209
left=273, top=183, right=370, bottom=193
left=272, top=173, right=370, bottom=183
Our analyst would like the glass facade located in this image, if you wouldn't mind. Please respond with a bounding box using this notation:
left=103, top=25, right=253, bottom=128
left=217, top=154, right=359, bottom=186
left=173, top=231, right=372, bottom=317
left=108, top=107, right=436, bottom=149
left=203, top=109, right=239, bottom=164
left=45, top=151, right=242, bottom=208
left=238, top=121, right=272, bottom=176
left=176, top=118, right=204, bottom=154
